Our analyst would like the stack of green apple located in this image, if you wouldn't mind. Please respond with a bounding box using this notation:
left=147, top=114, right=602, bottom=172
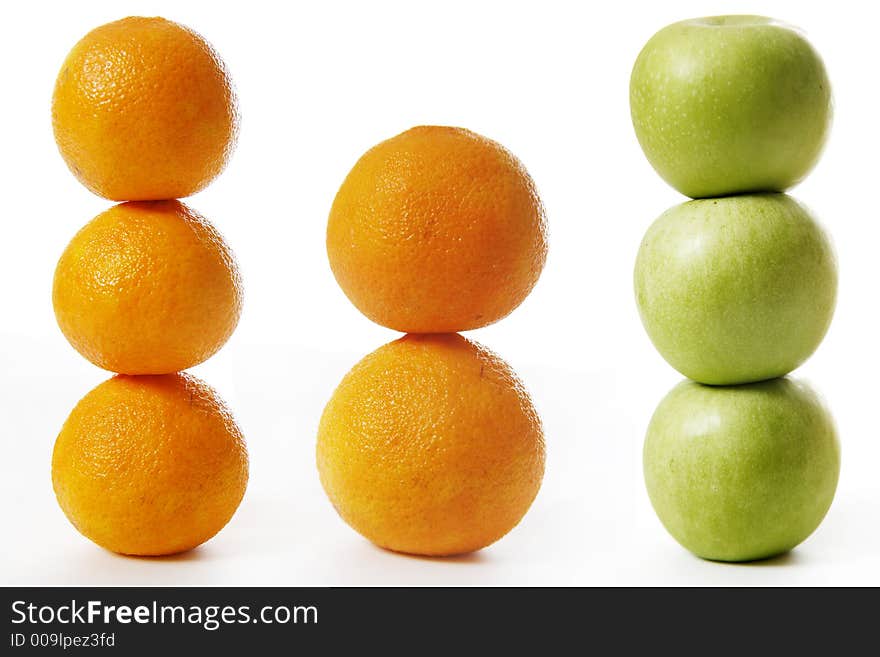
left=629, top=16, right=840, bottom=562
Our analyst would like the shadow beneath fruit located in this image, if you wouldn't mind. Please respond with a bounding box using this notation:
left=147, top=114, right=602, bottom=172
left=372, top=543, right=490, bottom=565
left=709, top=550, right=800, bottom=568
left=110, top=546, right=212, bottom=563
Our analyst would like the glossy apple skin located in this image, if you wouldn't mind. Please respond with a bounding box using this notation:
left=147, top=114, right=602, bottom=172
left=644, top=378, right=840, bottom=562
left=630, top=15, right=832, bottom=198
left=634, top=193, right=836, bottom=385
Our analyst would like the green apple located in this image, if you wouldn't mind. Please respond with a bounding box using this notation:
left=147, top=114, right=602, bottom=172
left=630, top=16, right=832, bottom=198
left=644, top=378, right=840, bottom=562
left=634, top=193, right=836, bottom=385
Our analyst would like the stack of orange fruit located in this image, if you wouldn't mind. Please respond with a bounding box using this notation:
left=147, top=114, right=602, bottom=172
left=319, top=126, right=549, bottom=556
left=49, top=17, right=248, bottom=556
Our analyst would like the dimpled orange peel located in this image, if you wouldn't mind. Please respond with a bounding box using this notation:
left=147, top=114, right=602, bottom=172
left=317, top=333, right=545, bottom=556
left=51, top=16, right=247, bottom=557
left=52, top=200, right=242, bottom=375
left=52, top=373, right=249, bottom=556
left=52, top=16, right=238, bottom=201
left=327, top=126, right=547, bottom=333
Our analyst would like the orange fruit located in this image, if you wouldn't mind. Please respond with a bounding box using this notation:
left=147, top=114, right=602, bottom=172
left=327, top=126, right=548, bottom=333
left=52, top=200, right=242, bottom=375
left=52, top=373, right=248, bottom=556
left=317, top=333, right=545, bottom=556
left=52, top=16, right=238, bottom=201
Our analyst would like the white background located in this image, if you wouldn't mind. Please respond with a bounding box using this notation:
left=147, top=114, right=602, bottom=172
left=1, top=0, right=876, bottom=586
